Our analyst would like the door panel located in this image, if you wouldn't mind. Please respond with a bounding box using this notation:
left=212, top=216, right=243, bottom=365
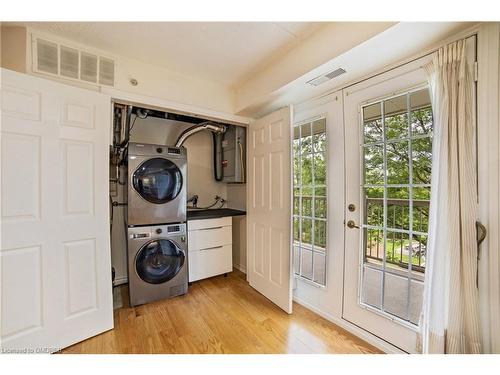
left=343, top=57, right=432, bottom=353
left=343, top=37, right=476, bottom=353
left=247, top=107, right=293, bottom=313
left=0, top=69, right=113, bottom=352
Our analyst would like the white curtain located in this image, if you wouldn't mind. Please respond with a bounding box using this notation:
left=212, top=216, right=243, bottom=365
left=420, top=39, right=481, bottom=353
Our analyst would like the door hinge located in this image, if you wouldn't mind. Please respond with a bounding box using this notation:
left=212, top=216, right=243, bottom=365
left=474, top=61, right=479, bottom=82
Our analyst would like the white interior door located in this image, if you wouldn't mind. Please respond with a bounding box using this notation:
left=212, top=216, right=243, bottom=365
left=343, top=37, right=476, bottom=353
left=1, top=69, right=113, bottom=352
left=247, top=106, right=293, bottom=313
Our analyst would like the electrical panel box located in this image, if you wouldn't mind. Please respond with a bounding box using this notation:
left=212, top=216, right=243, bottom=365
left=221, top=126, right=246, bottom=183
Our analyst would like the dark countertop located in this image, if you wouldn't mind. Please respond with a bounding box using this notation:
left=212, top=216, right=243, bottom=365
left=187, top=208, right=246, bottom=221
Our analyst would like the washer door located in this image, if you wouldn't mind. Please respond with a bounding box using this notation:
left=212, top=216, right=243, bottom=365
left=135, top=239, right=185, bottom=284
left=132, top=157, right=183, bottom=204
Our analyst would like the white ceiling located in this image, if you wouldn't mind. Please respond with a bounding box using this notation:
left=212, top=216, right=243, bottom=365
left=16, top=22, right=323, bottom=87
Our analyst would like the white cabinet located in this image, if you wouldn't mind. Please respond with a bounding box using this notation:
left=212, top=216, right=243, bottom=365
left=188, top=217, right=233, bottom=282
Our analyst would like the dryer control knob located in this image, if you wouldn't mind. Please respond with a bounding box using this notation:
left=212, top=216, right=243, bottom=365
left=155, top=228, right=162, bottom=234
left=156, top=147, right=163, bottom=153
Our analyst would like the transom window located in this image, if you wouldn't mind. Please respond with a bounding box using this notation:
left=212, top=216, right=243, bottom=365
left=292, top=117, right=327, bottom=286
left=361, top=87, right=433, bottom=325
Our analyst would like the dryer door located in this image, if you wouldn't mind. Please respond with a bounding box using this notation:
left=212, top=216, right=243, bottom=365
left=132, top=157, right=183, bottom=204
left=135, top=239, right=185, bottom=284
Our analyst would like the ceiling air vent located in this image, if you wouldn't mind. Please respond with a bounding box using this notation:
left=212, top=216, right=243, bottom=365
left=306, top=68, right=346, bottom=87
left=33, top=35, right=115, bottom=87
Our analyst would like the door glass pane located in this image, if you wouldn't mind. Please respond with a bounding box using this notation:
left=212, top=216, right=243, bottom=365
left=410, top=89, right=433, bottom=136
left=314, top=220, right=327, bottom=249
left=302, top=196, right=312, bottom=217
left=301, top=154, right=313, bottom=186
left=313, top=252, right=326, bottom=285
left=313, top=119, right=327, bottom=152
left=300, top=247, right=313, bottom=280
left=361, top=266, right=382, bottom=309
left=412, top=137, right=432, bottom=184
left=387, top=187, right=409, bottom=230
left=364, top=145, right=384, bottom=185
left=300, top=123, right=312, bottom=154
left=387, top=141, right=409, bottom=184
left=314, top=197, right=326, bottom=218
left=383, top=271, right=409, bottom=320
left=384, top=94, right=408, bottom=141
left=363, top=102, right=383, bottom=144
left=360, top=88, right=433, bottom=326
left=313, top=152, right=326, bottom=185
left=413, top=187, right=430, bottom=234
left=365, top=188, right=383, bottom=227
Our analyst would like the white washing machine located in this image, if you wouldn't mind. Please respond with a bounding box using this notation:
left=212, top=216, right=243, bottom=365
left=127, top=223, right=188, bottom=306
left=127, top=142, right=187, bottom=226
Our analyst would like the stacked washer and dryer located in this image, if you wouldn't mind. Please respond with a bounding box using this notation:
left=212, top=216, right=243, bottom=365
left=126, top=143, right=189, bottom=307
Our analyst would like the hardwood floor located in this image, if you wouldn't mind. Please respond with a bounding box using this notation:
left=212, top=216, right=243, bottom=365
left=62, top=270, right=381, bottom=354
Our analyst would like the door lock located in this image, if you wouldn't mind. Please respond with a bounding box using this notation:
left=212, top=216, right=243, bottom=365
left=346, top=220, right=359, bottom=229
left=348, top=204, right=356, bottom=212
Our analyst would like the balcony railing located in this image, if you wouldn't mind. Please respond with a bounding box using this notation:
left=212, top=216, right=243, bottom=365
left=364, top=197, right=428, bottom=273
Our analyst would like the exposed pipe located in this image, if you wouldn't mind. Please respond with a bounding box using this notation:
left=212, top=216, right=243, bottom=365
left=175, top=121, right=226, bottom=147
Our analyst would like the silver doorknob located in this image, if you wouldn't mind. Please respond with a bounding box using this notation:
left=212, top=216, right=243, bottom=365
left=346, top=220, right=359, bottom=229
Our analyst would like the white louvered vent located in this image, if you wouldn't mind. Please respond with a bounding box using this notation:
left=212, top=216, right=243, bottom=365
left=99, top=57, right=115, bottom=86
left=36, top=39, right=58, bottom=75
left=80, top=52, right=98, bottom=83
left=60, top=46, right=79, bottom=79
left=33, top=36, right=115, bottom=87
left=306, top=68, right=346, bottom=87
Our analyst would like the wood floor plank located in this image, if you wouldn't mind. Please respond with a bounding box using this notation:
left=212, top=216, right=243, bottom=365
left=61, top=270, right=381, bottom=354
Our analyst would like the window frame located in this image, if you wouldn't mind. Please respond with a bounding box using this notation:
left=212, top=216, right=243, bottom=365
left=293, top=114, right=328, bottom=288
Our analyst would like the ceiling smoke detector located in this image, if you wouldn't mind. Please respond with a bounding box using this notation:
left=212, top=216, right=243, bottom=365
left=306, top=68, right=347, bottom=87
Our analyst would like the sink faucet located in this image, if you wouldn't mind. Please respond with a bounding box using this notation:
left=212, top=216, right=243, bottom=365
left=187, top=194, right=199, bottom=208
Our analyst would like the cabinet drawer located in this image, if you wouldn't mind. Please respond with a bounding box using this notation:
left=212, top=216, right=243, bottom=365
left=188, top=216, right=232, bottom=231
left=188, top=225, right=232, bottom=251
left=188, top=244, right=232, bottom=282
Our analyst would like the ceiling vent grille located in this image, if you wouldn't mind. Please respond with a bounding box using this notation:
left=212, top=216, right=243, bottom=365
left=306, top=68, right=346, bottom=87
left=33, top=36, right=115, bottom=87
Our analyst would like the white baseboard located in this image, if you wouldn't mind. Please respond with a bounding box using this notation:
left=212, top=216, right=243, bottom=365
left=292, top=295, right=405, bottom=354
left=113, top=276, right=128, bottom=286
left=233, top=263, right=247, bottom=274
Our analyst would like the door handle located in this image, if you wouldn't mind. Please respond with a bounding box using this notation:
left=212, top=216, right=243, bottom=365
left=346, top=220, right=359, bottom=229
left=476, top=221, right=487, bottom=247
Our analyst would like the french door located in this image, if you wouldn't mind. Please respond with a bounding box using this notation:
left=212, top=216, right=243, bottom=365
left=343, top=37, right=476, bottom=353
left=1, top=69, right=113, bottom=352
left=247, top=107, right=293, bottom=313
left=343, top=56, right=433, bottom=353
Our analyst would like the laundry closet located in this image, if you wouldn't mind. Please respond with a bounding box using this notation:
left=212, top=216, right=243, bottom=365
left=109, top=102, right=249, bottom=306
